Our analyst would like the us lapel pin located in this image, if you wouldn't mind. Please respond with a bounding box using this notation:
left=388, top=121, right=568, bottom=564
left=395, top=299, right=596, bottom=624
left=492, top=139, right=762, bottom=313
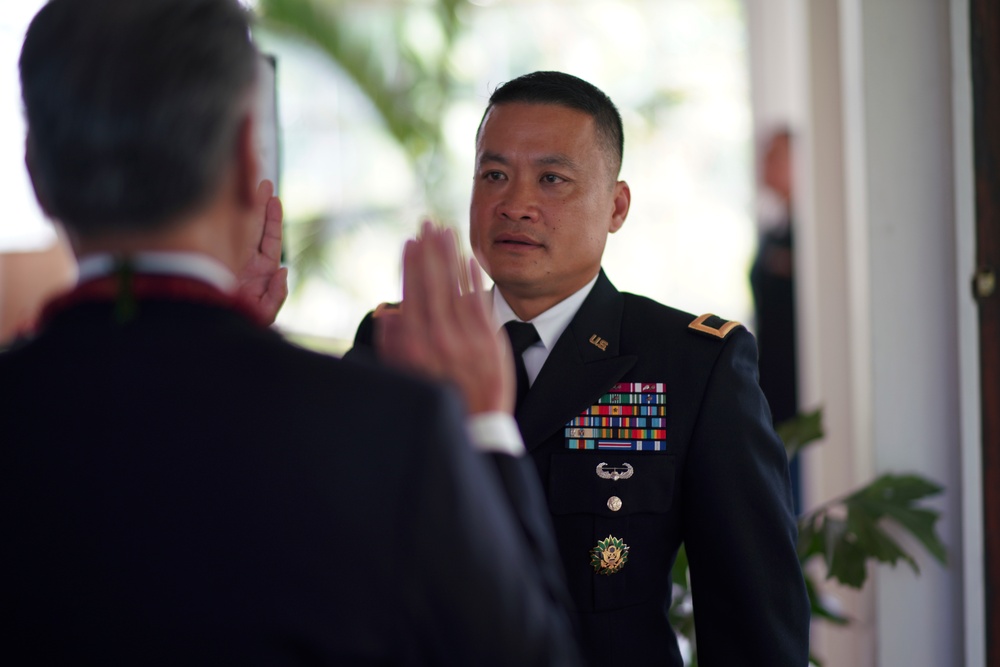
left=589, top=334, right=609, bottom=351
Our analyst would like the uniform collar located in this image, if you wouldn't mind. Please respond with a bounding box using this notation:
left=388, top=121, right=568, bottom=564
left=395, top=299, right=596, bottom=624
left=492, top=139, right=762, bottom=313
left=39, top=252, right=260, bottom=330
left=76, top=251, right=236, bottom=292
left=491, top=273, right=600, bottom=352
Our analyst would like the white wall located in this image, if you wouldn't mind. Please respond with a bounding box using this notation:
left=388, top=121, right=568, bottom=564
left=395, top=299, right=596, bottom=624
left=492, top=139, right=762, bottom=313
left=796, top=0, right=877, bottom=664
left=745, top=0, right=978, bottom=664
left=840, top=2, right=963, bottom=663
left=744, top=0, right=799, bottom=140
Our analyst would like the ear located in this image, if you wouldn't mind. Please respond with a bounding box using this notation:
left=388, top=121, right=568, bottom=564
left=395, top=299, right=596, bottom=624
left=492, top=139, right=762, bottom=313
left=234, top=112, right=260, bottom=209
left=609, top=180, right=630, bottom=234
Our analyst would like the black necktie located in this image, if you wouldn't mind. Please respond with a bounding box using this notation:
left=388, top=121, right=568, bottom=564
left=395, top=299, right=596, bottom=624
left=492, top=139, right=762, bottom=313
left=504, top=321, right=540, bottom=409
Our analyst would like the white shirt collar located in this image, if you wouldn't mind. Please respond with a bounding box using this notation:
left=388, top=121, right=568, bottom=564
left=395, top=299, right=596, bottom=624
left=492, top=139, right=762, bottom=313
left=491, top=272, right=600, bottom=351
left=76, top=251, right=237, bottom=292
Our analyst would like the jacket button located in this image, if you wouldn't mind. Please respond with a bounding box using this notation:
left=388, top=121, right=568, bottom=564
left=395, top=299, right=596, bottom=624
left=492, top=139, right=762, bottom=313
left=607, top=496, right=622, bottom=512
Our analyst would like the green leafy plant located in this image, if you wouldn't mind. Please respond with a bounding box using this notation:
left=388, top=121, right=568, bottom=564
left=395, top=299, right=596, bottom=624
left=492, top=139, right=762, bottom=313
left=257, top=0, right=462, bottom=162
left=669, top=409, right=948, bottom=666
left=254, top=0, right=467, bottom=286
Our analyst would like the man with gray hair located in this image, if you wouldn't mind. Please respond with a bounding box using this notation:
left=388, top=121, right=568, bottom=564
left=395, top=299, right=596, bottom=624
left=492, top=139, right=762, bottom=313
left=2, top=2, right=580, bottom=665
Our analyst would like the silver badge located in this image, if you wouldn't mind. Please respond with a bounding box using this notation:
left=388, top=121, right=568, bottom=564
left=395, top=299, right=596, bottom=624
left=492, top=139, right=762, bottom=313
left=596, top=462, right=634, bottom=481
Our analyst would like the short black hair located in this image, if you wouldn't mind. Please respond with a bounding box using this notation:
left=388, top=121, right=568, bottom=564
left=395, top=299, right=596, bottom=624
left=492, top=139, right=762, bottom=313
left=477, top=71, right=624, bottom=178
left=19, top=0, right=258, bottom=238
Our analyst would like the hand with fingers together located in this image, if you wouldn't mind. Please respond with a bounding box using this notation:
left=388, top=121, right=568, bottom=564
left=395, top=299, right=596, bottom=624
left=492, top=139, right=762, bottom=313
left=237, top=179, right=289, bottom=326
left=377, top=221, right=516, bottom=415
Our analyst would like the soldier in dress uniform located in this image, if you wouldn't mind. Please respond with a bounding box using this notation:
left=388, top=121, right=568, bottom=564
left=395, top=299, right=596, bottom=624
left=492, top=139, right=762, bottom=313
left=350, top=71, right=810, bottom=666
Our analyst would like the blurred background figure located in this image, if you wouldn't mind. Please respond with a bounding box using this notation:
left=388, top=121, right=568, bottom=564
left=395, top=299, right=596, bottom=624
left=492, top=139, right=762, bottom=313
left=749, top=126, right=800, bottom=511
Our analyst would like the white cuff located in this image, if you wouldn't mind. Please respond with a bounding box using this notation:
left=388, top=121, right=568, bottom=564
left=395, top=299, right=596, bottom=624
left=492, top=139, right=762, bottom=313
left=467, top=412, right=525, bottom=456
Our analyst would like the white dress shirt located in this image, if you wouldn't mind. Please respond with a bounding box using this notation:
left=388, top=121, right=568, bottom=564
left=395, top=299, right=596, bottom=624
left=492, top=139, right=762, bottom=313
left=492, top=273, right=600, bottom=387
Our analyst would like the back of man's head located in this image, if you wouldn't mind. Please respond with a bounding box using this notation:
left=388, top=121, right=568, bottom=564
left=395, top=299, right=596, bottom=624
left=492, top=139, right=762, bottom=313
left=478, top=70, right=624, bottom=178
left=19, top=0, right=258, bottom=239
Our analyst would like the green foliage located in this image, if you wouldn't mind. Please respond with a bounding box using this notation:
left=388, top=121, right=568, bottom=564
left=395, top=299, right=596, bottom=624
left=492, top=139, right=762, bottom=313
left=668, top=408, right=948, bottom=666
left=667, top=546, right=697, bottom=665
left=254, top=0, right=468, bottom=283
left=798, top=474, right=946, bottom=588
left=256, top=0, right=460, bottom=157
left=776, top=408, right=823, bottom=460
left=255, top=0, right=464, bottom=217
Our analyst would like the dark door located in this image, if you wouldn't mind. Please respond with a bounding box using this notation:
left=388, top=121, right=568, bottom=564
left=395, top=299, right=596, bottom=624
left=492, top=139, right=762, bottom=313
left=970, top=1, right=1000, bottom=664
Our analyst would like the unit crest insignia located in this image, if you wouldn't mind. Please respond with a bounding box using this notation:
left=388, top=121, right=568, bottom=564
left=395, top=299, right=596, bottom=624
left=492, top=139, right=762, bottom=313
left=590, top=535, right=630, bottom=575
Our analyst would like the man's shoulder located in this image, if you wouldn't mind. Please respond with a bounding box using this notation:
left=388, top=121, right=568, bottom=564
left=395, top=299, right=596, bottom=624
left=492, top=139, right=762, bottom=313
left=259, top=327, right=455, bottom=408
left=345, top=302, right=398, bottom=354
left=619, top=291, right=745, bottom=343
left=3, top=302, right=448, bottom=411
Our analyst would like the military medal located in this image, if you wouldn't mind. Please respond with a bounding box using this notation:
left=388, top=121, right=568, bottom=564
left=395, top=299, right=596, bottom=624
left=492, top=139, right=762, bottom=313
left=565, top=382, right=668, bottom=450
left=590, top=535, right=629, bottom=575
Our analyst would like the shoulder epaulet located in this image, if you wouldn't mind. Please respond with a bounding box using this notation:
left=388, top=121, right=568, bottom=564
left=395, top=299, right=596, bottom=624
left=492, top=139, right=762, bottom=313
left=688, top=313, right=741, bottom=339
